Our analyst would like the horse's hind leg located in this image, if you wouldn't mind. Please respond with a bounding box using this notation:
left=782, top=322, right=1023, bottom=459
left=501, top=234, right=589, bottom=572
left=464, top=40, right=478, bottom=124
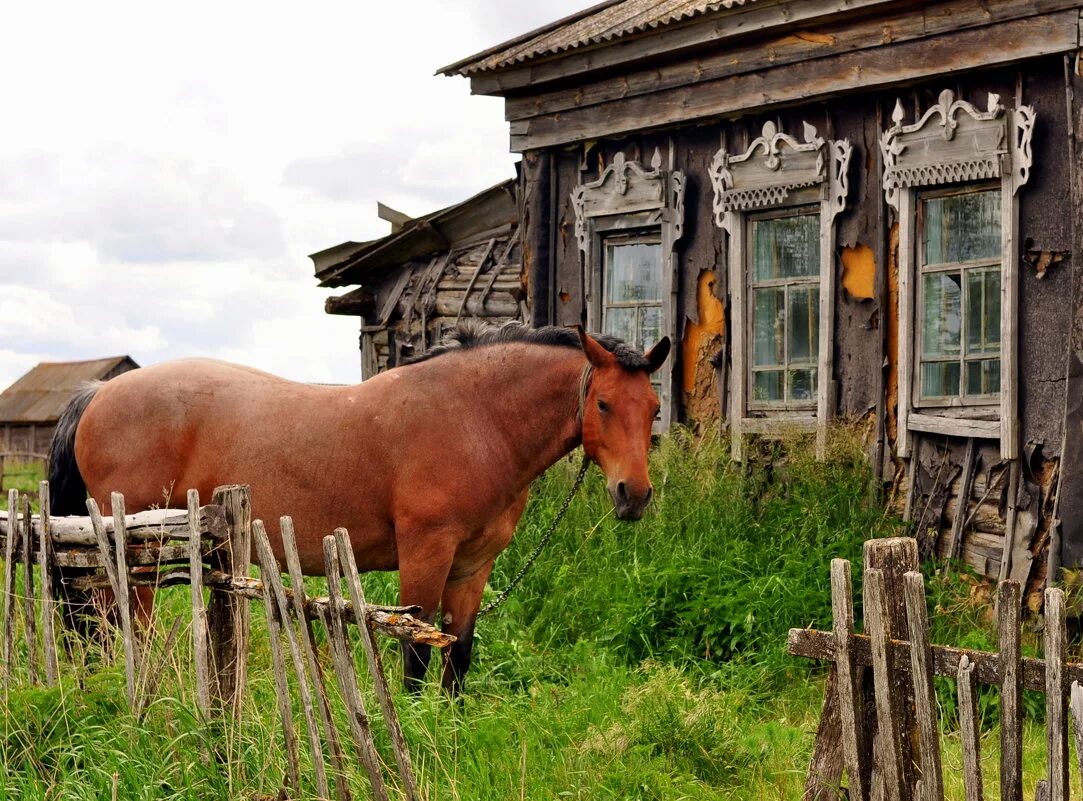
left=396, top=532, right=456, bottom=693
left=439, top=560, right=494, bottom=697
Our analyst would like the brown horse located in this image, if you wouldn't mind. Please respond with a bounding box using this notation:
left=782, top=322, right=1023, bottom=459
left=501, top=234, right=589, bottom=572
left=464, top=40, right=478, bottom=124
left=48, top=323, right=669, bottom=693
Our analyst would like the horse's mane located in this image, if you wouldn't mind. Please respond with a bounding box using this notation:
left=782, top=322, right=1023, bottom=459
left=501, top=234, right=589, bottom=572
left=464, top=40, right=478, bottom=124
left=403, top=321, right=650, bottom=370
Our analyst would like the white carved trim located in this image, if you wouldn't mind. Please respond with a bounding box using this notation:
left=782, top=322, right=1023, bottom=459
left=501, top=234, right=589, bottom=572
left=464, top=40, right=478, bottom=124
left=1012, top=105, right=1036, bottom=194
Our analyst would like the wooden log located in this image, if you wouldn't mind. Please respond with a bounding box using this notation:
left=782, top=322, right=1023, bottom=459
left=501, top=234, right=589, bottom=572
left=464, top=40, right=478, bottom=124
left=280, top=517, right=351, bottom=801
left=334, top=528, right=422, bottom=801
left=52, top=543, right=195, bottom=569
left=865, top=568, right=905, bottom=801
left=208, top=484, right=251, bottom=721
left=1046, top=588, right=1068, bottom=801
left=3, top=489, right=17, bottom=679
left=432, top=291, right=520, bottom=318
left=322, top=535, right=390, bottom=801
left=903, top=571, right=942, bottom=801
left=111, top=493, right=140, bottom=712
left=1070, top=682, right=1083, bottom=793
left=831, top=559, right=866, bottom=801
left=957, top=655, right=983, bottom=801
left=254, top=521, right=301, bottom=794
left=37, top=482, right=57, bottom=686
left=999, top=580, right=1023, bottom=801
left=187, top=490, right=211, bottom=718
left=0, top=505, right=228, bottom=547
left=455, top=237, right=496, bottom=324
left=21, top=495, right=37, bottom=684
left=254, top=520, right=330, bottom=800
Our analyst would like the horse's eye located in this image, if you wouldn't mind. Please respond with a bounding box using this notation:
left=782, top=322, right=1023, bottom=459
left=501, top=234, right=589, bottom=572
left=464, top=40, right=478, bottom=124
left=597, top=399, right=609, bottom=413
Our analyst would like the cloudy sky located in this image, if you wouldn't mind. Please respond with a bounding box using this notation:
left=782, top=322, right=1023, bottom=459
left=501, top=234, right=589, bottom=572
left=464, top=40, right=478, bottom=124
left=1, top=0, right=584, bottom=387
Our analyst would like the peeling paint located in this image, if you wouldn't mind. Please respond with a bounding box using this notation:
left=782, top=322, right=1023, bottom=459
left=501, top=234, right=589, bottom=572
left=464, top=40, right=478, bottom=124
left=885, top=224, right=900, bottom=452
left=558, top=289, right=571, bottom=303
left=681, top=270, right=725, bottom=425
left=841, top=244, right=876, bottom=300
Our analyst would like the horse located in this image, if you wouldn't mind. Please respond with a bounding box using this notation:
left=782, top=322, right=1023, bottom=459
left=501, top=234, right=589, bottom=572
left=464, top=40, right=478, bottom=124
left=48, top=322, right=670, bottom=694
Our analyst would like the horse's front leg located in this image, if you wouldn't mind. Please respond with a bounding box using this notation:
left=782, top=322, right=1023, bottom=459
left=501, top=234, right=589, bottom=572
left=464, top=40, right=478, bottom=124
left=396, top=529, right=457, bottom=693
left=439, top=560, right=495, bottom=697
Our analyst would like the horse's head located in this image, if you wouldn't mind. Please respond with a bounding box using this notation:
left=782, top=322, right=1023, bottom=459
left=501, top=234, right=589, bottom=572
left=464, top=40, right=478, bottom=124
left=577, top=328, right=671, bottom=521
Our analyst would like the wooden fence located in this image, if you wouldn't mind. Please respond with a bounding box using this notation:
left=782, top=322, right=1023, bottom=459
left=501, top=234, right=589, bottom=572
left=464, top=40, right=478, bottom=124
left=0, top=481, right=451, bottom=801
left=788, top=536, right=1082, bottom=801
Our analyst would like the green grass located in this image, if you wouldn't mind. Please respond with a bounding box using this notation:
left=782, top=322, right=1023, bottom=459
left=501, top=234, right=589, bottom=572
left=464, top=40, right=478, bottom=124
left=0, top=428, right=1062, bottom=799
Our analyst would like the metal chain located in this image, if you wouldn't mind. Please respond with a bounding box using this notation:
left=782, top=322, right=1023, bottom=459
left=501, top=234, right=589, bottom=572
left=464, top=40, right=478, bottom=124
left=477, top=457, right=590, bottom=617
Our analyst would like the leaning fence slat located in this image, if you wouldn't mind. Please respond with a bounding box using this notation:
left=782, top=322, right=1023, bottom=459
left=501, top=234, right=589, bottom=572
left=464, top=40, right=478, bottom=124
left=37, top=481, right=57, bottom=686
left=322, top=534, right=390, bottom=801
left=253, top=521, right=300, bottom=793
left=187, top=490, right=212, bottom=717
left=957, top=655, right=983, bottom=801
left=865, top=567, right=904, bottom=801
left=280, top=517, right=351, bottom=801
left=88, top=497, right=132, bottom=703
left=3, top=489, right=17, bottom=678
left=111, top=493, right=139, bottom=711
left=903, top=571, right=942, bottom=801
left=830, top=558, right=866, bottom=801
left=20, top=496, right=37, bottom=684
left=1046, top=588, right=1068, bottom=801
left=1070, top=681, right=1083, bottom=791
left=254, top=520, right=330, bottom=801
left=335, top=528, right=422, bottom=801
left=999, top=579, right=1023, bottom=801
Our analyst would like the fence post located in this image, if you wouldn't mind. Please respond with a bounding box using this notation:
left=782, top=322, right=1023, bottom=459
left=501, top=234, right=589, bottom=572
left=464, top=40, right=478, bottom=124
left=863, top=537, right=918, bottom=801
left=208, top=484, right=251, bottom=720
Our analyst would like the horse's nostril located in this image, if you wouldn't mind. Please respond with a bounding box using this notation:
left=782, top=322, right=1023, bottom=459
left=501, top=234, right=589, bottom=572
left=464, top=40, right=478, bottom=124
left=617, top=481, right=628, bottom=501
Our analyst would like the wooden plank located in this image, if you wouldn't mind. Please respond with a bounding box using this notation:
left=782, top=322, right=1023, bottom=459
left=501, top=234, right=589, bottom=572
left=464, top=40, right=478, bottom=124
left=865, top=568, right=904, bottom=801
left=88, top=497, right=134, bottom=708
left=187, top=489, right=212, bottom=718
left=334, top=528, right=422, bottom=801
left=957, top=655, right=983, bottom=801
left=906, top=414, right=1001, bottom=439
left=280, top=517, right=351, bottom=801
left=208, top=484, right=251, bottom=721
left=1069, top=681, right=1083, bottom=792
left=20, top=496, right=37, bottom=684
left=904, top=572, right=942, bottom=801
left=455, top=237, right=496, bottom=324
left=1046, top=588, right=1069, bottom=801
left=804, top=668, right=844, bottom=801
left=111, top=493, right=140, bottom=712
left=999, top=580, right=1023, bottom=801
left=896, top=189, right=915, bottom=459
left=509, top=13, right=1081, bottom=151
left=321, top=535, right=390, bottom=801
left=3, top=489, right=16, bottom=679
left=37, top=481, right=57, bottom=686
left=0, top=505, right=228, bottom=546
left=945, top=439, right=977, bottom=561
left=831, top=559, right=866, bottom=801
left=254, top=521, right=301, bottom=794
left=52, top=543, right=194, bottom=569
left=254, top=520, right=330, bottom=801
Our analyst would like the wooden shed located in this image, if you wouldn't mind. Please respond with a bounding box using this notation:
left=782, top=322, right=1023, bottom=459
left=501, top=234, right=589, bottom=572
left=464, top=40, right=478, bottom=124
left=438, top=1, right=1083, bottom=590
left=313, top=179, right=524, bottom=378
left=0, top=356, right=138, bottom=456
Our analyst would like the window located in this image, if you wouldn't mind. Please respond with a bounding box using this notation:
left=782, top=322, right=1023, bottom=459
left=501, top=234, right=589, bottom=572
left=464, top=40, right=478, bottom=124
left=916, top=187, right=1002, bottom=404
left=602, top=235, right=663, bottom=352
left=748, top=210, right=821, bottom=408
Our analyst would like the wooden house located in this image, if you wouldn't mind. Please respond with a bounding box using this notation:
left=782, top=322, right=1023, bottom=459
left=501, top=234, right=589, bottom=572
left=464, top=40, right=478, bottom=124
left=0, top=356, right=138, bottom=456
left=433, top=1, right=1083, bottom=589
left=313, top=179, right=524, bottom=378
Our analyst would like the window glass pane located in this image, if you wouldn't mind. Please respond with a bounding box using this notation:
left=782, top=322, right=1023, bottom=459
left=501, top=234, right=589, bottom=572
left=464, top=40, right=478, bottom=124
left=638, top=306, right=662, bottom=352
left=603, top=306, right=636, bottom=345
left=751, top=213, right=820, bottom=281
left=605, top=241, right=662, bottom=303
left=966, top=268, right=1001, bottom=354
left=789, top=368, right=816, bottom=402
left=923, top=190, right=1001, bottom=264
left=752, top=287, right=785, bottom=367
left=922, top=361, right=960, bottom=398
left=922, top=272, right=961, bottom=358
left=787, top=285, right=819, bottom=364
left=753, top=371, right=783, bottom=402
left=966, top=359, right=1000, bottom=396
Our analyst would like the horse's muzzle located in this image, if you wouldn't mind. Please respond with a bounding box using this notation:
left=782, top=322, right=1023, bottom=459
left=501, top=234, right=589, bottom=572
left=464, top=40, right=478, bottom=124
left=611, top=481, right=653, bottom=521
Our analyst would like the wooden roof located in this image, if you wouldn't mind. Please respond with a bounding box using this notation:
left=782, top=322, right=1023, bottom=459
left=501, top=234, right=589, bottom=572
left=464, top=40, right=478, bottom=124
left=0, top=356, right=138, bottom=424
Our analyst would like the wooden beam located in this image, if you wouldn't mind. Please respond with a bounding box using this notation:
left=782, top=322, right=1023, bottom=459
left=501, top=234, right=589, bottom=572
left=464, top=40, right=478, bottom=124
left=504, top=0, right=1082, bottom=123
left=510, top=12, right=1081, bottom=151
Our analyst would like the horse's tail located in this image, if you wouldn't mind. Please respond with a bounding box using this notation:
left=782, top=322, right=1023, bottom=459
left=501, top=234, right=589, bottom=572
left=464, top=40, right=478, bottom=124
left=48, top=381, right=101, bottom=515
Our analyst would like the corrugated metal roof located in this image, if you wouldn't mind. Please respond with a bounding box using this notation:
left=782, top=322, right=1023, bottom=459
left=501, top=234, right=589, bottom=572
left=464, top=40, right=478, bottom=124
left=0, top=356, right=138, bottom=424
left=440, top=0, right=755, bottom=76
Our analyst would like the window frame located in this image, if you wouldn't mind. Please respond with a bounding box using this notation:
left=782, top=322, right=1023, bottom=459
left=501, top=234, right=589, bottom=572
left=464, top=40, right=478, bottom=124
left=600, top=231, right=665, bottom=352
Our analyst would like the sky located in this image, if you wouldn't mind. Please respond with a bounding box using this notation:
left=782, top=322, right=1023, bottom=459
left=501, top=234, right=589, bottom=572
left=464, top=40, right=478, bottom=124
left=1, top=0, right=586, bottom=388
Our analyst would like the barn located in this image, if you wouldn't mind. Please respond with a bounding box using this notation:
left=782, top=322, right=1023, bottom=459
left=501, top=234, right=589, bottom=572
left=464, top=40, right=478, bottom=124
left=0, top=356, right=139, bottom=457
left=314, top=0, right=1083, bottom=591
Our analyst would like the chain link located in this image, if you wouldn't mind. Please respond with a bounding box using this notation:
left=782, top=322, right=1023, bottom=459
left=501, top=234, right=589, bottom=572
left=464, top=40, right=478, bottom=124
left=477, top=457, right=590, bottom=617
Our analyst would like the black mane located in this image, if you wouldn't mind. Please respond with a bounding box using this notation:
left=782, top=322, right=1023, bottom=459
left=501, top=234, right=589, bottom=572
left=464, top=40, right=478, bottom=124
left=403, top=321, right=650, bottom=370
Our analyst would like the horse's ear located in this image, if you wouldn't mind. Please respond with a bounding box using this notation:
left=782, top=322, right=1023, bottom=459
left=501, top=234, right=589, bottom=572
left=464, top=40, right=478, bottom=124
left=574, top=325, right=615, bottom=369
left=645, top=337, right=671, bottom=374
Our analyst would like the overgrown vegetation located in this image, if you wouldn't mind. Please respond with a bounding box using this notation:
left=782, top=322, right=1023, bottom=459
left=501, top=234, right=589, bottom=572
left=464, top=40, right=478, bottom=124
left=0, top=429, right=1063, bottom=799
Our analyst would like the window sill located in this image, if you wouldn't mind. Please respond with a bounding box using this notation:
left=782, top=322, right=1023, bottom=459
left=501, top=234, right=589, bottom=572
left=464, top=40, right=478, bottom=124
left=907, top=412, right=1000, bottom=439
left=740, top=415, right=817, bottom=435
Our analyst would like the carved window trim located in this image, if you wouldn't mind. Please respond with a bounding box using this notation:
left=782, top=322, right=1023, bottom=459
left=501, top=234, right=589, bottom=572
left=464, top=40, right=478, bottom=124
left=710, top=121, right=853, bottom=461
left=881, top=89, right=1035, bottom=460
left=572, top=149, right=685, bottom=431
